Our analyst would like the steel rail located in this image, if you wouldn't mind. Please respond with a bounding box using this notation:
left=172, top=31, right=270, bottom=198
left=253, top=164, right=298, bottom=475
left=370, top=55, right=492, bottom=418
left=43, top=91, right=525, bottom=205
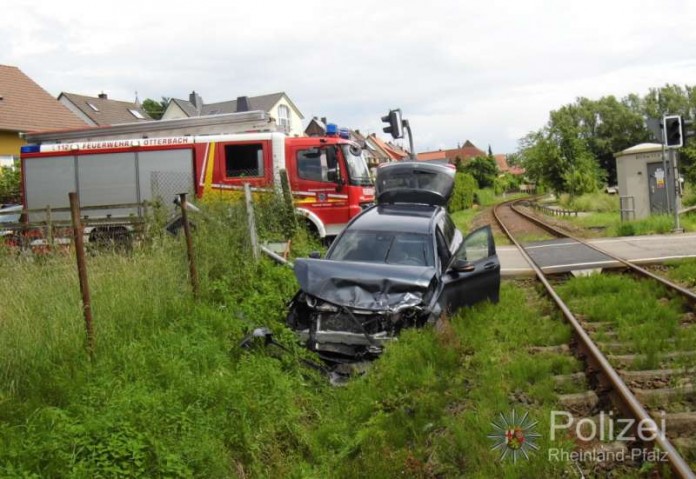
left=511, top=199, right=696, bottom=305
left=492, top=199, right=695, bottom=479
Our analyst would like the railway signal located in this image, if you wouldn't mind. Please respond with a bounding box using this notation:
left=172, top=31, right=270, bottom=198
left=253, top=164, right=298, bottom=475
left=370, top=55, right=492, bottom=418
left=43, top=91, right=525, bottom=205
left=663, top=115, right=683, bottom=148
left=381, top=108, right=416, bottom=160
left=381, top=109, right=404, bottom=139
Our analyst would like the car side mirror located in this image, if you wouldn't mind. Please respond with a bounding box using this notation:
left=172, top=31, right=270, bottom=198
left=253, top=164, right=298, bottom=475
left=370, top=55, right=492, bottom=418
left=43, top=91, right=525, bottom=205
left=309, top=251, right=322, bottom=259
left=451, top=258, right=475, bottom=273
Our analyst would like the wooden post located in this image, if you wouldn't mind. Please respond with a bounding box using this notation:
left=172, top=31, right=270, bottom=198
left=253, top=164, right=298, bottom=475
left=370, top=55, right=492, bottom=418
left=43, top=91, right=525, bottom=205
left=69, top=193, right=95, bottom=359
left=244, top=183, right=259, bottom=260
left=45, top=205, right=53, bottom=249
left=178, top=193, right=199, bottom=299
left=279, top=169, right=297, bottom=238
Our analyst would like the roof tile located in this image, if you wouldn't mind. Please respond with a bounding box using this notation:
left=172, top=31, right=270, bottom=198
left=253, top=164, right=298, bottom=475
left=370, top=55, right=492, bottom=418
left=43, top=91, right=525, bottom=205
left=60, top=92, right=152, bottom=126
left=0, top=65, right=88, bottom=132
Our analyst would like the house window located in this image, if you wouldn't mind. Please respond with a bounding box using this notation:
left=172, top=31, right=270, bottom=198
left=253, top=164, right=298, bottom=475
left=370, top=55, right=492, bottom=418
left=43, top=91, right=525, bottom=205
left=225, top=143, right=264, bottom=177
left=87, top=102, right=100, bottom=112
left=278, top=105, right=291, bottom=131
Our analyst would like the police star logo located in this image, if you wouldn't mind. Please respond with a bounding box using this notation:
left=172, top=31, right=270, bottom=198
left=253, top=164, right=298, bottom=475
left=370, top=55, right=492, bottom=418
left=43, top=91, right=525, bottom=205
left=487, top=410, right=541, bottom=463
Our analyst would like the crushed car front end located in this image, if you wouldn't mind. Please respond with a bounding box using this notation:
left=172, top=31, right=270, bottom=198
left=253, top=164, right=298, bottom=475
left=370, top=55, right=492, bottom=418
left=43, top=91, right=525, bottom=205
left=287, top=258, right=440, bottom=362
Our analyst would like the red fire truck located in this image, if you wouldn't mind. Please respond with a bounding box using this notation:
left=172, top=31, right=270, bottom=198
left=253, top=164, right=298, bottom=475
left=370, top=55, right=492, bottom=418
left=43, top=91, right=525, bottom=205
left=19, top=111, right=375, bottom=239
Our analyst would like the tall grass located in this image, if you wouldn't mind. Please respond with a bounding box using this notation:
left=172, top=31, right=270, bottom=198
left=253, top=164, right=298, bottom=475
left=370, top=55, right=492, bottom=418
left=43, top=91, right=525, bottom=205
left=556, top=274, right=696, bottom=370
left=1, top=198, right=587, bottom=477
left=0, top=200, right=309, bottom=477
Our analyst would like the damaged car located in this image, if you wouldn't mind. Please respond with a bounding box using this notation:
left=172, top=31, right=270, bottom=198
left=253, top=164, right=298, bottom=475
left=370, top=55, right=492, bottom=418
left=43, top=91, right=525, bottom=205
left=286, top=161, right=500, bottom=363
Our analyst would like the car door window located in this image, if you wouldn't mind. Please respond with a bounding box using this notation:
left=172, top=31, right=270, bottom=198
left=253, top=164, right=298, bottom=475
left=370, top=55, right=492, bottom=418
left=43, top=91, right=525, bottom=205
left=455, top=225, right=495, bottom=263
left=296, top=147, right=340, bottom=183
left=435, top=227, right=451, bottom=272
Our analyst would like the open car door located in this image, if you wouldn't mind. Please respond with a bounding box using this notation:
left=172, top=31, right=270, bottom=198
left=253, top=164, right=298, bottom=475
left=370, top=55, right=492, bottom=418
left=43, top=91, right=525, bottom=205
left=439, top=225, right=500, bottom=313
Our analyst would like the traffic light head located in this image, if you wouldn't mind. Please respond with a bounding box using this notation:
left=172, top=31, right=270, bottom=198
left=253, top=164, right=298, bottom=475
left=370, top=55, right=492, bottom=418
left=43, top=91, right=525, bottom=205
left=664, top=115, right=683, bottom=148
left=382, top=109, right=404, bottom=139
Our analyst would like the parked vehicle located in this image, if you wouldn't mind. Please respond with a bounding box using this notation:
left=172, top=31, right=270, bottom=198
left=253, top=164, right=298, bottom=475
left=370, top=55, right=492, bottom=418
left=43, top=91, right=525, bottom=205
left=0, top=204, right=21, bottom=237
left=19, top=111, right=374, bottom=240
left=286, top=162, right=501, bottom=362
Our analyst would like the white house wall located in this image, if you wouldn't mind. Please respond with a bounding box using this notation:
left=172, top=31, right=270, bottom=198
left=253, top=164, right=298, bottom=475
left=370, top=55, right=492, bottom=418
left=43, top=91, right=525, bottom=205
left=161, top=102, right=189, bottom=120
left=270, top=97, right=303, bottom=137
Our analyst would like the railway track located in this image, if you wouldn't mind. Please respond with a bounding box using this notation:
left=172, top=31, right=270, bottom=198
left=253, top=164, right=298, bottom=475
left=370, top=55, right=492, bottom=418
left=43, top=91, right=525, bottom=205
left=493, top=198, right=696, bottom=478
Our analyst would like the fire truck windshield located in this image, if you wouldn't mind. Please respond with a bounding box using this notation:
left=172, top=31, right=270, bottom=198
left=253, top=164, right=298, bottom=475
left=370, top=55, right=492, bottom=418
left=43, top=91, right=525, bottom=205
left=341, top=144, right=373, bottom=186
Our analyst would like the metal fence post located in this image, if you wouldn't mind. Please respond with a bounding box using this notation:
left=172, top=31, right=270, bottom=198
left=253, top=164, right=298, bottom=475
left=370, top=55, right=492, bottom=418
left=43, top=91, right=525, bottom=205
left=244, top=183, right=259, bottom=260
left=178, top=193, right=199, bottom=299
left=69, top=192, right=95, bottom=360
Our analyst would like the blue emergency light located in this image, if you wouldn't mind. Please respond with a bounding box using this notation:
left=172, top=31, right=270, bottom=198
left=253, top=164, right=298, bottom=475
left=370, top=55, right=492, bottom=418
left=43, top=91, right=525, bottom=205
left=338, top=128, right=351, bottom=139
left=326, top=123, right=338, bottom=136
left=20, top=144, right=40, bottom=153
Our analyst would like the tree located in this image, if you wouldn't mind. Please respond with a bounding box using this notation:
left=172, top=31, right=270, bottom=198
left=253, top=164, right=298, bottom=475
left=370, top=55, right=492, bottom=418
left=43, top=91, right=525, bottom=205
left=517, top=83, right=696, bottom=192
left=0, top=165, right=20, bottom=203
left=519, top=124, right=602, bottom=196
left=142, top=97, right=169, bottom=120
left=462, top=156, right=498, bottom=188
left=547, top=96, right=648, bottom=184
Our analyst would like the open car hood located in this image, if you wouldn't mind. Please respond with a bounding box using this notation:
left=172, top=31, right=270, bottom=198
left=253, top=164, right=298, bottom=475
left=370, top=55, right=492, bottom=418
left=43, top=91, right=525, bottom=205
left=375, top=161, right=455, bottom=206
left=293, top=258, right=436, bottom=312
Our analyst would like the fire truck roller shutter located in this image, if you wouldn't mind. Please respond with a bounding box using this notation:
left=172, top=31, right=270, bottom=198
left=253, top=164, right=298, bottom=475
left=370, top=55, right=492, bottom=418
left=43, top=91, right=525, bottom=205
left=24, top=155, right=76, bottom=223
left=77, top=153, right=138, bottom=218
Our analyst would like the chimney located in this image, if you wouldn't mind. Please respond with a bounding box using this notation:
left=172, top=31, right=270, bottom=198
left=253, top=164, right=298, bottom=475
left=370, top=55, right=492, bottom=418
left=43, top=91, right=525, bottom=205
left=98, top=92, right=107, bottom=100
left=321, top=117, right=327, bottom=125
left=189, top=91, right=203, bottom=114
left=236, top=96, right=249, bottom=113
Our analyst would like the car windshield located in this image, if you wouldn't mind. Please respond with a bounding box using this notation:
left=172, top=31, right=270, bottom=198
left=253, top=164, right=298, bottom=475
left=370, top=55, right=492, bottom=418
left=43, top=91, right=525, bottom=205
left=341, top=144, right=373, bottom=187
left=329, top=230, right=434, bottom=267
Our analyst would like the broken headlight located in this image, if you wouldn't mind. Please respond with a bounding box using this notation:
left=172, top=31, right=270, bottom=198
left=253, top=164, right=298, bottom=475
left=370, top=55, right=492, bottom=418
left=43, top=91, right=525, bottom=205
left=305, top=295, right=339, bottom=312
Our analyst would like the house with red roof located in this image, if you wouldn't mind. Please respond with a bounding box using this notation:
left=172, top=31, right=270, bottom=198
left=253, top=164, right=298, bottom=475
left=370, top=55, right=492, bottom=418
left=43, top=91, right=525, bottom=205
left=494, top=153, right=525, bottom=175
left=367, top=134, right=409, bottom=162
left=417, top=140, right=486, bottom=164
left=0, top=65, right=88, bottom=164
left=418, top=141, right=525, bottom=176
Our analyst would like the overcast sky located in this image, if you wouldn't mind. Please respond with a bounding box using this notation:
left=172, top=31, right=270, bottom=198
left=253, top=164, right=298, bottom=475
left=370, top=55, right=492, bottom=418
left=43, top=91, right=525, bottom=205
left=3, top=0, right=696, bottom=153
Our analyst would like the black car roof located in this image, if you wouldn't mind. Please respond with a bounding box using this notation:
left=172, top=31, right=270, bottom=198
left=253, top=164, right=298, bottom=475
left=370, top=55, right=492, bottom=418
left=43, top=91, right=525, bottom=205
left=346, top=204, right=440, bottom=235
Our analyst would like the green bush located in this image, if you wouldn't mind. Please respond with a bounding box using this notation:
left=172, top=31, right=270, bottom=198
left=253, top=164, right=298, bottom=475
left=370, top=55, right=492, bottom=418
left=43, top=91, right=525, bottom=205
left=448, top=172, right=477, bottom=213
left=616, top=222, right=635, bottom=236
left=474, top=188, right=496, bottom=207
left=558, top=192, right=618, bottom=212
left=493, top=173, right=521, bottom=195
left=683, top=183, right=696, bottom=207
